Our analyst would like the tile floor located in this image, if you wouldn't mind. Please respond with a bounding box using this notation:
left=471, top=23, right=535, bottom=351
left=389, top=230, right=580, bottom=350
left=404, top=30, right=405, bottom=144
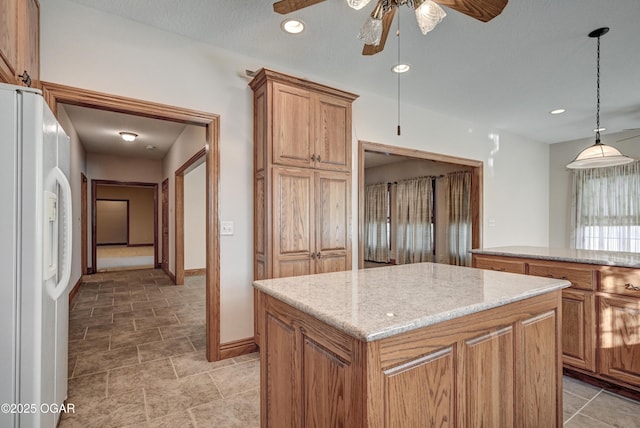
left=62, top=269, right=640, bottom=427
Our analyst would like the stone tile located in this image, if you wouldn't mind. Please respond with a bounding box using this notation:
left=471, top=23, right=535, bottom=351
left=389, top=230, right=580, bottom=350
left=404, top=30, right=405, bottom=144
left=91, top=304, right=134, bottom=317
left=72, top=292, right=99, bottom=303
left=73, top=346, right=139, bottom=377
left=581, top=391, right=640, bottom=427
left=209, top=359, right=259, bottom=398
left=563, top=376, right=602, bottom=400
left=66, top=372, right=108, bottom=405
left=110, top=328, right=163, bottom=350
left=59, top=389, right=147, bottom=428
left=114, top=293, right=150, bottom=304
left=132, top=299, right=169, bottom=311
left=563, top=391, right=588, bottom=422
left=134, top=314, right=180, bottom=331
left=148, top=410, right=195, bottom=428
left=138, top=337, right=195, bottom=362
left=108, top=358, right=177, bottom=396
left=68, top=356, right=77, bottom=379
left=564, top=413, right=615, bottom=428
left=188, top=334, right=206, bottom=351
left=158, top=322, right=204, bottom=340
left=68, top=325, right=87, bottom=341
left=166, top=296, right=202, bottom=306
left=113, top=308, right=156, bottom=321
left=190, top=388, right=260, bottom=428
left=85, top=321, right=135, bottom=339
left=171, top=350, right=235, bottom=378
left=69, top=314, right=113, bottom=329
left=144, top=372, right=222, bottom=420
left=152, top=306, right=188, bottom=317
left=69, top=308, right=93, bottom=320
left=72, top=298, right=114, bottom=311
left=175, top=312, right=205, bottom=324
left=68, top=335, right=111, bottom=358
left=232, top=352, right=260, bottom=364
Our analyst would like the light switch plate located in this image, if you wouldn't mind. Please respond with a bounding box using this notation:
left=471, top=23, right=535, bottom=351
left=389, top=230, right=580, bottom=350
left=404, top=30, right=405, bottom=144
left=221, top=221, right=234, bottom=235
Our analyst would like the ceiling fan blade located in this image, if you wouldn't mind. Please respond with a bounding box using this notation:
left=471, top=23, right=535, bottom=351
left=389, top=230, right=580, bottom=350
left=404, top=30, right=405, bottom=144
left=273, top=0, right=326, bottom=14
left=362, top=7, right=396, bottom=56
left=435, top=0, right=508, bottom=22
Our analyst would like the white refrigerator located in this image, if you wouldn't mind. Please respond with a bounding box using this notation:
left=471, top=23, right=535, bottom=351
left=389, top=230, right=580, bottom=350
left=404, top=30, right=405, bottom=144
left=0, top=83, right=72, bottom=428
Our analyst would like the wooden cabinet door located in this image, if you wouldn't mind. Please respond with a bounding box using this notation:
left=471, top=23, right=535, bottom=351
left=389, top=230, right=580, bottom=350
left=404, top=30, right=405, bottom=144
left=314, top=94, right=351, bottom=172
left=17, top=0, right=38, bottom=86
left=561, top=289, right=596, bottom=372
left=315, top=171, right=351, bottom=274
left=272, top=167, right=314, bottom=278
left=272, top=83, right=313, bottom=169
left=0, top=0, right=18, bottom=83
left=599, top=295, right=640, bottom=386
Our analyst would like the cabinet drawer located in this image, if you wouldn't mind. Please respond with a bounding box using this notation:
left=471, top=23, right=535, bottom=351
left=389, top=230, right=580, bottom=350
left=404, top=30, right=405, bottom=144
left=600, top=266, right=640, bottom=297
left=528, top=262, right=595, bottom=291
left=473, top=256, right=526, bottom=274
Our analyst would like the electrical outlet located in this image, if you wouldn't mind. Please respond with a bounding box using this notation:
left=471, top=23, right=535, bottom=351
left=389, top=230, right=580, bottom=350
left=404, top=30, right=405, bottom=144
left=221, top=221, right=234, bottom=235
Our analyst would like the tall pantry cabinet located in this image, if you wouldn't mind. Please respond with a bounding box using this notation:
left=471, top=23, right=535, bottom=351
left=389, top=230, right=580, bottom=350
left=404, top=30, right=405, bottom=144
left=249, top=69, right=358, bottom=346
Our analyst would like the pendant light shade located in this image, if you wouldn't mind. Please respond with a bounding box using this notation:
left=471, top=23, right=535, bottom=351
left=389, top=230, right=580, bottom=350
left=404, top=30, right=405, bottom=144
left=566, top=27, right=634, bottom=169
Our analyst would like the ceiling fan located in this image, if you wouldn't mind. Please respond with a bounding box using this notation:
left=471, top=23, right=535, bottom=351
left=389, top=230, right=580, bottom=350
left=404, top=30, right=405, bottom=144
left=273, top=0, right=508, bottom=55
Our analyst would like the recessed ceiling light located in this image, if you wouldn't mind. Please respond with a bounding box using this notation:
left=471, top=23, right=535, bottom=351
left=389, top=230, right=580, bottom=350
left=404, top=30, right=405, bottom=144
left=146, top=145, right=156, bottom=150
left=119, top=131, right=138, bottom=142
left=550, top=109, right=565, bottom=115
left=392, top=64, right=411, bottom=73
left=281, top=18, right=305, bottom=34
left=593, top=127, right=606, bottom=132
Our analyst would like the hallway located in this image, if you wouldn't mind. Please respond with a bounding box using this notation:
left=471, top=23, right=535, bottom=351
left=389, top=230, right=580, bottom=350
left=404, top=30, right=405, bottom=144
left=63, top=269, right=259, bottom=427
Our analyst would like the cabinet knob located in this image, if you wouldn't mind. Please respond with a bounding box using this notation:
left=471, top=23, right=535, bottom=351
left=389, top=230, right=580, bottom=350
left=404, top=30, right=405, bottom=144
left=625, top=283, right=640, bottom=292
left=317, top=155, right=321, bottom=162
left=18, top=71, right=32, bottom=87
left=317, top=252, right=321, bottom=259
left=311, top=154, right=316, bottom=161
left=311, top=253, right=316, bottom=260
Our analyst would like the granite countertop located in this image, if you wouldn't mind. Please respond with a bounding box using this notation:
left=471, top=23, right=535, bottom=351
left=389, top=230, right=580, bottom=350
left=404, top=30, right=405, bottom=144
left=470, top=246, right=640, bottom=269
left=253, top=262, right=569, bottom=342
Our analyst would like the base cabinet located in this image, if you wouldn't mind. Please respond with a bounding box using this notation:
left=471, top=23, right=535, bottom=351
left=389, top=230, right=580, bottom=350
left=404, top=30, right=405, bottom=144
left=259, top=291, right=563, bottom=427
left=599, top=294, right=640, bottom=386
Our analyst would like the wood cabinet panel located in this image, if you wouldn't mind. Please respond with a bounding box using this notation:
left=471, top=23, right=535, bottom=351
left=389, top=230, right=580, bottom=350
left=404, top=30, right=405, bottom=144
left=472, top=255, right=526, bottom=274
left=461, top=327, right=514, bottom=427
left=18, top=0, right=38, bottom=85
left=254, top=87, right=267, bottom=173
left=302, top=336, right=349, bottom=427
left=272, top=83, right=313, bottom=168
left=316, top=171, right=350, bottom=254
left=529, top=261, right=596, bottom=290
left=384, top=348, right=454, bottom=428
left=315, top=95, right=350, bottom=172
left=255, top=176, right=266, bottom=257
left=561, top=289, right=596, bottom=371
left=600, top=266, right=640, bottom=297
left=0, top=0, right=18, bottom=83
left=273, top=167, right=314, bottom=256
left=276, top=257, right=313, bottom=278
left=599, top=295, right=640, bottom=386
left=518, top=311, right=559, bottom=428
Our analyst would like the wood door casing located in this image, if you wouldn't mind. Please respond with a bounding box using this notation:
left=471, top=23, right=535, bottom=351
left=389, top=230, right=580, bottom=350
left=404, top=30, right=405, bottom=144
left=81, top=173, right=87, bottom=274
left=161, top=178, right=169, bottom=273
left=599, top=294, right=640, bottom=386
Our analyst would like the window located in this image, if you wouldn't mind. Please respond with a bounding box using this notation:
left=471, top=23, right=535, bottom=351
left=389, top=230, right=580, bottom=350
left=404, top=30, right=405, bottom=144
left=573, top=161, right=640, bottom=252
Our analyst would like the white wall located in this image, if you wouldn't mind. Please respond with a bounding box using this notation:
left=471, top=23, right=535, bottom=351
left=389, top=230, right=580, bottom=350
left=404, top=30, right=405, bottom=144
left=41, top=0, right=551, bottom=343
left=56, top=104, right=86, bottom=287
left=549, top=132, right=640, bottom=248
left=161, top=125, right=206, bottom=275
left=183, top=162, right=206, bottom=270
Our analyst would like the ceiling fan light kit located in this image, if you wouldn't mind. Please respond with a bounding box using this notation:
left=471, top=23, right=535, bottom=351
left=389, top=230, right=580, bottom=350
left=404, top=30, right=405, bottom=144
left=358, top=1, right=385, bottom=45
left=567, top=27, right=634, bottom=169
left=414, top=0, right=446, bottom=35
left=347, top=0, right=373, bottom=10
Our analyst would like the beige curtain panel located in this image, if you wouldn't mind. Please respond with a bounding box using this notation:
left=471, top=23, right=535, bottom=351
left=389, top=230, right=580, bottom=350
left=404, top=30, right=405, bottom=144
left=364, top=183, right=389, bottom=262
left=445, top=171, right=472, bottom=266
left=395, top=176, right=434, bottom=264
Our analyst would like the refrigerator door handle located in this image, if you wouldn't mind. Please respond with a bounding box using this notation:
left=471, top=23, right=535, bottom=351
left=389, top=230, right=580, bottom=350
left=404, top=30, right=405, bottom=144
left=44, top=166, right=72, bottom=301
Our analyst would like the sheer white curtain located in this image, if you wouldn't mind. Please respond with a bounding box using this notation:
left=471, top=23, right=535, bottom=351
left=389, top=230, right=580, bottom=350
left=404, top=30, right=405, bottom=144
left=572, top=161, right=640, bottom=252
left=394, top=177, right=434, bottom=264
left=442, top=171, right=472, bottom=266
left=364, top=183, right=389, bottom=262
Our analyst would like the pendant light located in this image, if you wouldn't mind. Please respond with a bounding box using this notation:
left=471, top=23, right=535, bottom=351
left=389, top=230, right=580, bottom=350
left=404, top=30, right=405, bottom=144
left=567, top=27, right=634, bottom=169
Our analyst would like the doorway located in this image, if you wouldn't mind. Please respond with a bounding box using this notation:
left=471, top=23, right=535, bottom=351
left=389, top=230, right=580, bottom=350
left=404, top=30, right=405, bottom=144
left=41, top=82, right=223, bottom=362
left=358, top=140, right=483, bottom=268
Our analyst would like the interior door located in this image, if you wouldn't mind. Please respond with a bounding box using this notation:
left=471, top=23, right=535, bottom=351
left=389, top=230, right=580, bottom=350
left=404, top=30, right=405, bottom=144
left=162, top=178, right=169, bottom=273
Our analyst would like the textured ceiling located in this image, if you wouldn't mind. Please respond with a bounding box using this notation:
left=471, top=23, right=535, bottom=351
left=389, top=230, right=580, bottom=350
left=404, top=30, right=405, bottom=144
left=67, top=0, right=640, bottom=144
left=61, top=104, right=187, bottom=160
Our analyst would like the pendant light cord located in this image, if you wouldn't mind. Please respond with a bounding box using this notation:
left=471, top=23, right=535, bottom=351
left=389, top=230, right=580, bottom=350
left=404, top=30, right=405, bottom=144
left=397, top=8, right=401, bottom=136
left=595, top=34, right=601, bottom=143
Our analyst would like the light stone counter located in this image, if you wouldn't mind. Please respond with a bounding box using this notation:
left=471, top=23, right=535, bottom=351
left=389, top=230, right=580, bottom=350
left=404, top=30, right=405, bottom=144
left=471, top=245, right=640, bottom=269
left=252, top=262, right=569, bottom=342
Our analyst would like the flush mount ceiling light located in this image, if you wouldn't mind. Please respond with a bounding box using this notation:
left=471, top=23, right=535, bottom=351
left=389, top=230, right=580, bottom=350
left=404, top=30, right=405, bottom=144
left=392, top=63, right=410, bottom=73
left=273, top=0, right=508, bottom=55
left=119, top=131, right=138, bottom=142
left=281, top=18, right=305, bottom=34
left=567, top=28, right=634, bottom=169
left=550, top=109, right=565, bottom=115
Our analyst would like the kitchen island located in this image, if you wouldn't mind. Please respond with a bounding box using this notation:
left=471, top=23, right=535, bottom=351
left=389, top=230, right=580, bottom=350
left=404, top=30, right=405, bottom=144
left=253, top=262, right=570, bottom=427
